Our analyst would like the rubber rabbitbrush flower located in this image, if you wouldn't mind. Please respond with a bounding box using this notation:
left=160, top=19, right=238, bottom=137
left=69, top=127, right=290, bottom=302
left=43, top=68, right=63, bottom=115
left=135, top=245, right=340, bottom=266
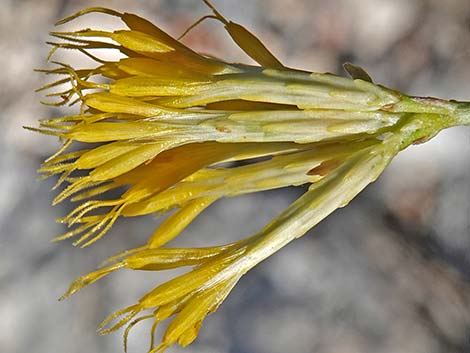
left=30, top=1, right=470, bottom=352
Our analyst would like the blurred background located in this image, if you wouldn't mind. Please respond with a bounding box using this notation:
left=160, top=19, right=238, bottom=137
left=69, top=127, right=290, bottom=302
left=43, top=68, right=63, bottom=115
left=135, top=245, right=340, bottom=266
left=1, top=0, right=469, bottom=352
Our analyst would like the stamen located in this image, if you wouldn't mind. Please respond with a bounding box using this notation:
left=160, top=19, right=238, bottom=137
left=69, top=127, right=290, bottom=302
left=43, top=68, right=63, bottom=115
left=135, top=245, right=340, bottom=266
left=45, top=139, right=72, bottom=163
left=202, top=0, right=228, bottom=24
left=35, top=77, right=71, bottom=92
left=55, top=7, right=122, bottom=26
left=149, top=317, right=159, bottom=351
left=51, top=168, right=75, bottom=191
left=71, top=182, right=120, bottom=202
left=52, top=221, right=100, bottom=242
left=98, top=304, right=141, bottom=335
left=177, top=15, right=219, bottom=40
left=77, top=204, right=126, bottom=247
left=123, top=314, right=154, bottom=353
left=63, top=199, right=120, bottom=225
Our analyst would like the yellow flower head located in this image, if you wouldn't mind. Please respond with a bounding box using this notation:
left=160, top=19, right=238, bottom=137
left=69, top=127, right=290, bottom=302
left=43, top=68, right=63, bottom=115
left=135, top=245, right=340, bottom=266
left=30, top=1, right=470, bottom=352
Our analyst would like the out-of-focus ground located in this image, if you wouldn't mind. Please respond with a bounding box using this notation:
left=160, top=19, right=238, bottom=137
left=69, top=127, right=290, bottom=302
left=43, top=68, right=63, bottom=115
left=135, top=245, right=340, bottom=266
left=1, top=0, right=469, bottom=352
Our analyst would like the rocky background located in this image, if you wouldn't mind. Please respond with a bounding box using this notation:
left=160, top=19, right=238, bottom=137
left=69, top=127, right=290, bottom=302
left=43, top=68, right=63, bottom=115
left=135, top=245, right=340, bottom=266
left=1, top=0, right=469, bottom=352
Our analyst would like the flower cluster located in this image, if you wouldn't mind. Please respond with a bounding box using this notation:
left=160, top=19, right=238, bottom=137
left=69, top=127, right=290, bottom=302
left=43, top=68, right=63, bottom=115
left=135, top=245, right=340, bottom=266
left=31, top=2, right=470, bottom=352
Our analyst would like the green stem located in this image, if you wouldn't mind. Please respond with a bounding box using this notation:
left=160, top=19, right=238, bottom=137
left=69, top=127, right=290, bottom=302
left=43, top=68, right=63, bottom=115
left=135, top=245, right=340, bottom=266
left=388, top=96, right=470, bottom=126
left=455, top=102, right=470, bottom=126
left=386, top=96, right=470, bottom=149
